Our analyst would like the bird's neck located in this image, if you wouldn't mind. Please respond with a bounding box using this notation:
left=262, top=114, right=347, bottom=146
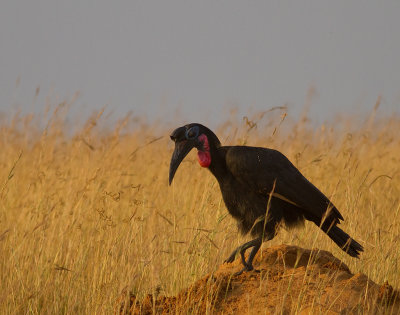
left=207, top=146, right=230, bottom=181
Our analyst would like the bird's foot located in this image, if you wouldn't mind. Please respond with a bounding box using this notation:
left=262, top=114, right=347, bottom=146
left=234, top=268, right=246, bottom=276
left=233, top=263, right=260, bottom=276
left=224, top=252, right=237, bottom=264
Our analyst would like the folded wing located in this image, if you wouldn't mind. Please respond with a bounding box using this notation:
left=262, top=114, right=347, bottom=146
left=225, top=146, right=344, bottom=227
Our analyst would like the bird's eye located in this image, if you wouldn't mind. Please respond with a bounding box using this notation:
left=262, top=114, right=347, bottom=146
left=185, top=126, right=199, bottom=139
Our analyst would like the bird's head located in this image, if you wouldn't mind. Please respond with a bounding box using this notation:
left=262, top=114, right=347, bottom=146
left=169, top=123, right=220, bottom=185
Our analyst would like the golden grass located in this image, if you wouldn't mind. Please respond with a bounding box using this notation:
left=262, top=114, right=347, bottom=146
left=0, top=104, right=399, bottom=313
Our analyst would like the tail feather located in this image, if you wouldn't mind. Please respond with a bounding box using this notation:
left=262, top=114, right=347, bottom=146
left=325, top=225, right=364, bottom=258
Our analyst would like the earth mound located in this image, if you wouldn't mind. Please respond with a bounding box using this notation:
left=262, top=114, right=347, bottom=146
left=119, top=244, right=399, bottom=314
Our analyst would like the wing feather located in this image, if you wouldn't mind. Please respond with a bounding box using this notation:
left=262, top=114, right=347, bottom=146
left=225, top=146, right=344, bottom=224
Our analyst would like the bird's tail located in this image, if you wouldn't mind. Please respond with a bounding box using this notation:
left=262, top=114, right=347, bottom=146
left=325, top=225, right=364, bottom=258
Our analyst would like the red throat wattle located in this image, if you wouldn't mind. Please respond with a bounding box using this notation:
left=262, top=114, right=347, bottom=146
left=197, top=134, right=211, bottom=167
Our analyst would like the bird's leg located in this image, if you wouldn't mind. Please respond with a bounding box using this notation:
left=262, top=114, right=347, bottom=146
left=225, top=238, right=262, bottom=275
left=235, top=238, right=262, bottom=275
left=225, top=246, right=241, bottom=264
left=225, top=243, right=250, bottom=265
left=244, top=237, right=262, bottom=271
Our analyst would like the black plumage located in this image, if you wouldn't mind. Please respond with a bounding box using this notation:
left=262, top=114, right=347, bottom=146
left=169, top=123, right=363, bottom=274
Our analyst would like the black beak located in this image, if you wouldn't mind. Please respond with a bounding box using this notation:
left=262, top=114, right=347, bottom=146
left=169, top=139, right=196, bottom=185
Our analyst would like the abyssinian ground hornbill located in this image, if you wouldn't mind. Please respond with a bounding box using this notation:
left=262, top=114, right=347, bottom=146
left=169, top=123, right=363, bottom=274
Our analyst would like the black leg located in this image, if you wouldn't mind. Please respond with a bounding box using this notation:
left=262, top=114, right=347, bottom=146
left=245, top=238, right=262, bottom=271
left=225, top=246, right=240, bottom=264
left=225, top=238, right=262, bottom=275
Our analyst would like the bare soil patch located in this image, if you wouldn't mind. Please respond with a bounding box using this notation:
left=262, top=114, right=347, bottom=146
left=119, top=244, right=400, bottom=314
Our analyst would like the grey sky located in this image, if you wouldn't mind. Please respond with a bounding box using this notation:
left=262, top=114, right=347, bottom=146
left=1, top=1, right=399, bottom=125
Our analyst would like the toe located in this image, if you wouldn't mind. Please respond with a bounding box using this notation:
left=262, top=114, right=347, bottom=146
left=234, top=268, right=245, bottom=276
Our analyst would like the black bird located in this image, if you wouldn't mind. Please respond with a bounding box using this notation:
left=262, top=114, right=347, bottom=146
left=169, top=123, right=363, bottom=274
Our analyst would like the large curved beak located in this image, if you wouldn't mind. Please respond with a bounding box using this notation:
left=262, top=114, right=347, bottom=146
left=169, top=140, right=195, bottom=185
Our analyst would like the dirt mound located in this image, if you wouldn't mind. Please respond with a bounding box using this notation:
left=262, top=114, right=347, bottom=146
left=119, top=245, right=399, bottom=314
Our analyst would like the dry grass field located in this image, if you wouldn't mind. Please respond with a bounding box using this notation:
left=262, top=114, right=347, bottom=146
left=0, top=104, right=399, bottom=313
